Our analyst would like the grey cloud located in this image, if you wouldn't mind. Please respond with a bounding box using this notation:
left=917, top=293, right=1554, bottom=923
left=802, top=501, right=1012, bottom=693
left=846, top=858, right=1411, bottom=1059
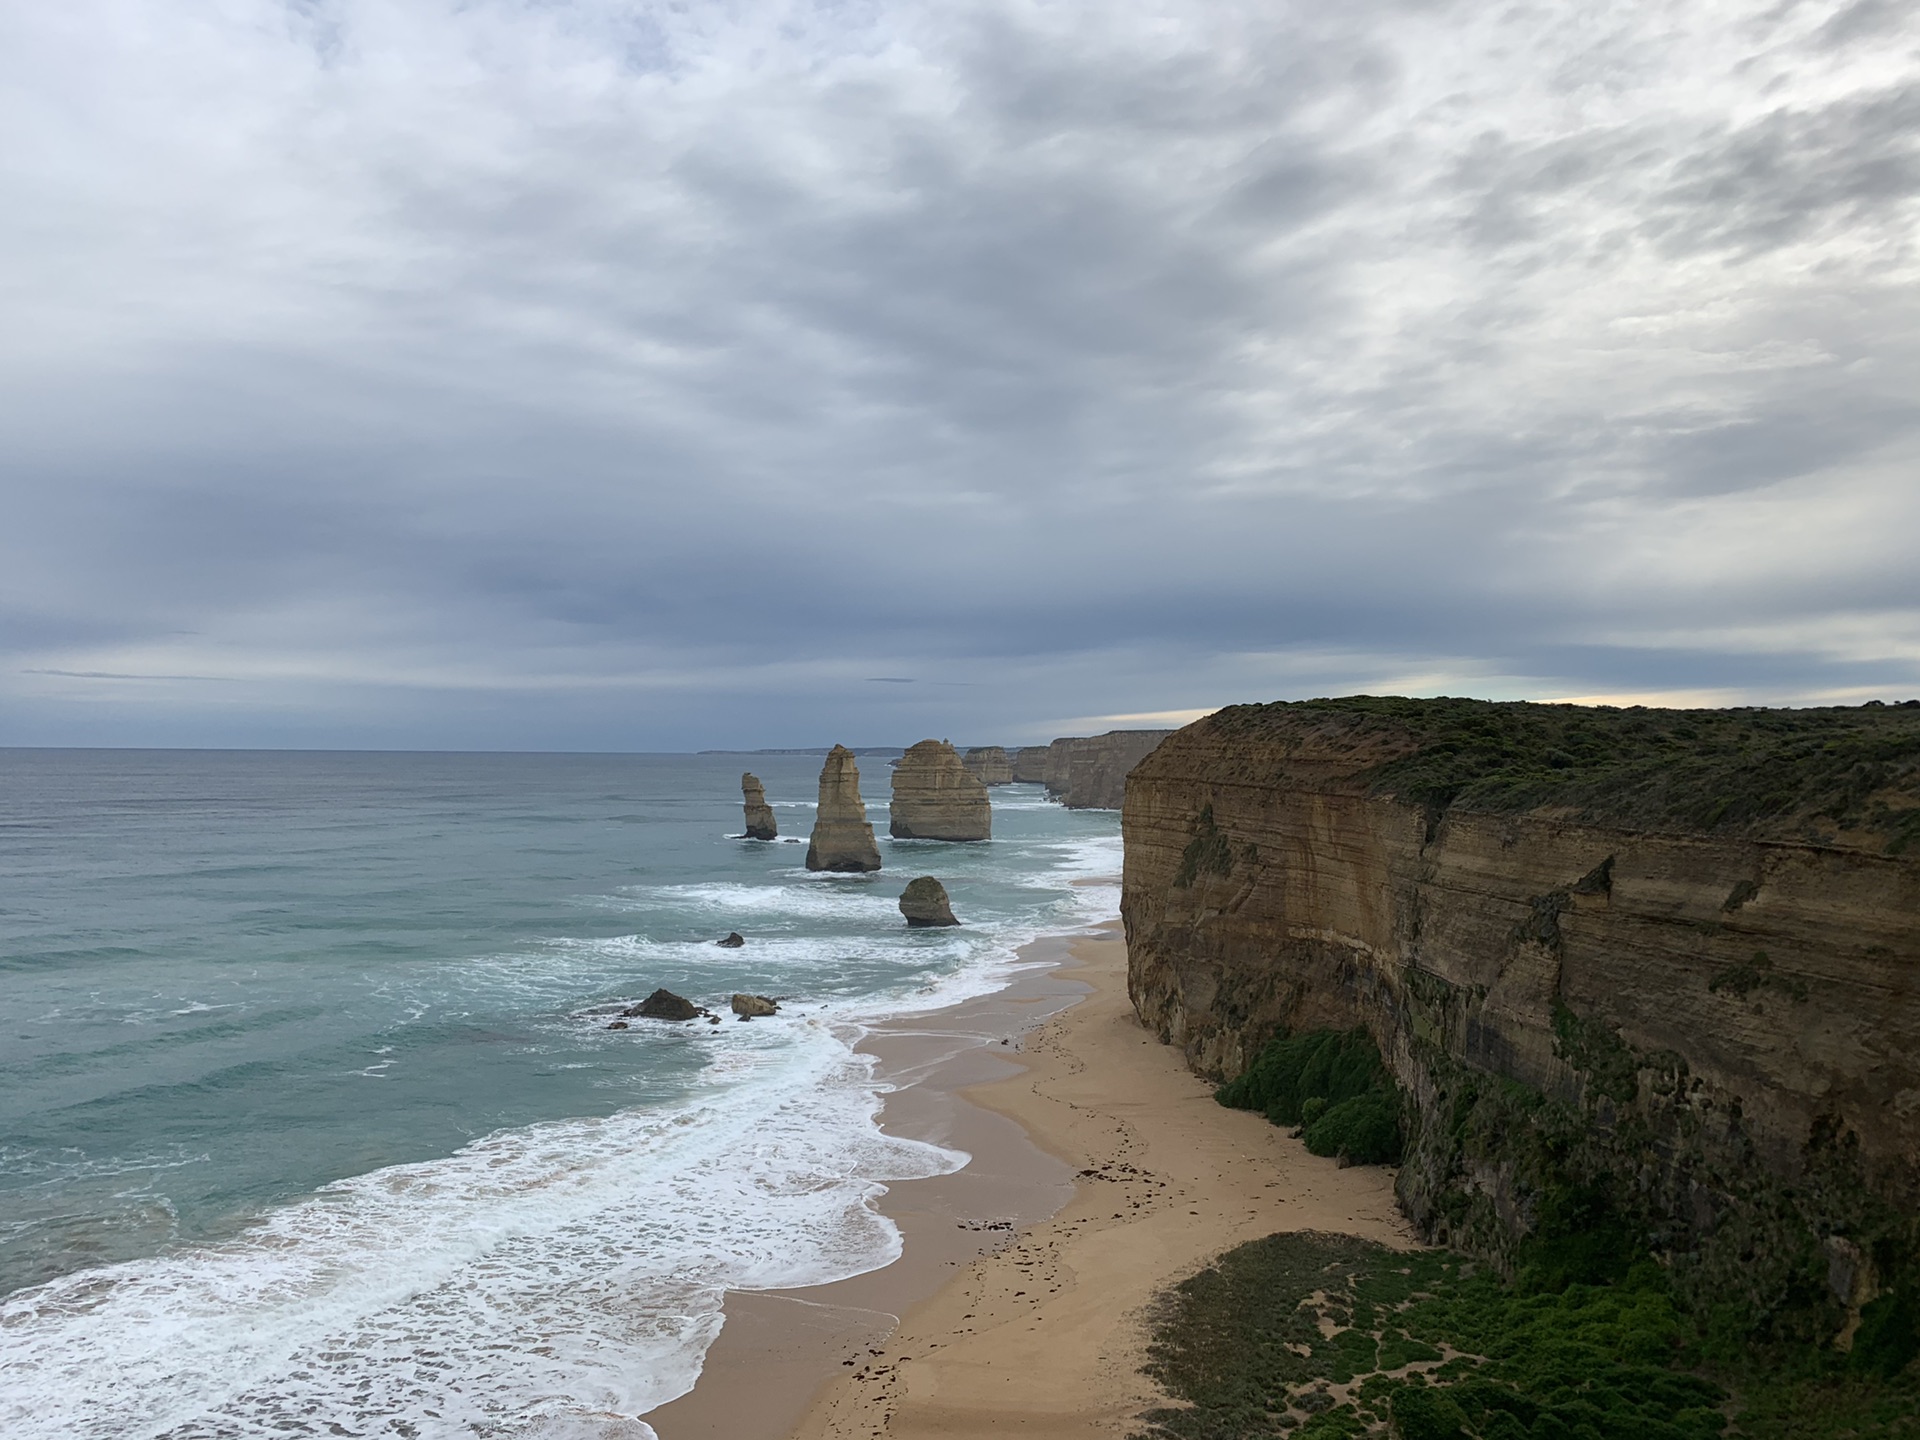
left=2, top=0, right=1918, bottom=749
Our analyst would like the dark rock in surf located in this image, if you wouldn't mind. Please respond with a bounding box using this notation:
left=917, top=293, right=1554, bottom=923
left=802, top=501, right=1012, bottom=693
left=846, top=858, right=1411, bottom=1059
left=731, top=993, right=778, bottom=1018
left=717, top=932, right=746, bottom=948
left=899, top=876, right=960, bottom=927
left=627, top=988, right=701, bottom=1021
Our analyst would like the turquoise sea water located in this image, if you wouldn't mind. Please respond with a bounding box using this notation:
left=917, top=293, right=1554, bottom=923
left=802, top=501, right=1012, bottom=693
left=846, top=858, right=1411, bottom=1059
left=0, top=748, right=1119, bottom=1439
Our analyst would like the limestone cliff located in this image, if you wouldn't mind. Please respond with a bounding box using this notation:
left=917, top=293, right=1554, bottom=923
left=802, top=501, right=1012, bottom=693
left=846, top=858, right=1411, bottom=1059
left=890, top=740, right=991, bottom=841
left=962, top=746, right=1014, bottom=786
left=805, top=745, right=883, bottom=872
left=1011, top=747, right=1051, bottom=783
left=1123, top=696, right=1920, bottom=1336
left=1042, top=729, right=1173, bottom=809
left=741, top=772, right=777, bottom=841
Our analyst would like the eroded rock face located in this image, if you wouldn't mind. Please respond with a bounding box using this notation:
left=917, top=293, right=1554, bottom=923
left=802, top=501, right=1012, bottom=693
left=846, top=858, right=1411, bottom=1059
left=1043, top=730, right=1172, bottom=809
left=805, top=745, right=883, bottom=872
left=962, top=746, right=1014, bottom=785
left=899, top=875, right=960, bottom=927
left=1011, top=747, right=1052, bottom=783
left=890, top=740, right=991, bottom=841
left=741, top=772, right=778, bottom=841
left=731, top=993, right=778, bottom=1017
left=1122, top=699, right=1920, bottom=1332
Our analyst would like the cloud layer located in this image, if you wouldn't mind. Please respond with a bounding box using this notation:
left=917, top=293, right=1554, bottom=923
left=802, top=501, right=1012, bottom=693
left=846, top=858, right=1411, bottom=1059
left=4, top=0, right=1918, bottom=748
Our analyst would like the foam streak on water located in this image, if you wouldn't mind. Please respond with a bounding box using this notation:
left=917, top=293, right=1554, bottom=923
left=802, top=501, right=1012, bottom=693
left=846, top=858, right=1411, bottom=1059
left=0, top=752, right=1122, bottom=1440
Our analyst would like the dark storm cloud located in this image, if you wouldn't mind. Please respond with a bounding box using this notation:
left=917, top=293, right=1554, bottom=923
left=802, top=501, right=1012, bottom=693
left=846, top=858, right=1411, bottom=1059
left=2, top=0, right=1918, bottom=750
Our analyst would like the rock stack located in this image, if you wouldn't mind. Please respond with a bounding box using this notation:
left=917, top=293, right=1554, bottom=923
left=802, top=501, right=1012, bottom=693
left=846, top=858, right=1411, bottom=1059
left=741, top=772, right=778, bottom=840
left=889, top=740, right=991, bottom=841
left=805, top=745, right=884, bottom=872
left=962, top=746, right=1014, bottom=785
left=899, top=876, right=959, bottom=927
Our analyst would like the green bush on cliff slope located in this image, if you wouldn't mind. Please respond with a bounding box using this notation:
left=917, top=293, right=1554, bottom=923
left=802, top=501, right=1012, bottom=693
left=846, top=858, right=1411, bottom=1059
left=1134, top=1232, right=1920, bottom=1440
left=1217, top=1029, right=1403, bottom=1166
left=1204, top=695, right=1920, bottom=848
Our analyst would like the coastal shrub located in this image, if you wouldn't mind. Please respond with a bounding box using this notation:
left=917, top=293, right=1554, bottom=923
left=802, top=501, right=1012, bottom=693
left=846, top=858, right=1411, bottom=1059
left=1202, top=695, right=1920, bottom=850
left=1134, top=1232, right=1920, bottom=1440
left=1218, top=1029, right=1405, bottom=1165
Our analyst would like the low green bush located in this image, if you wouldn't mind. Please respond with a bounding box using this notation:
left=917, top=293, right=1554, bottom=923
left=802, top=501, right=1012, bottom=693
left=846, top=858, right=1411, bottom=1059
left=1217, top=1028, right=1404, bottom=1165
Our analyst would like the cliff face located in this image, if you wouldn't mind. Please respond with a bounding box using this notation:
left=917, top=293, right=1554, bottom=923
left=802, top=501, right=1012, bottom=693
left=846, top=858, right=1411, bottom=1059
left=890, top=740, right=991, bottom=841
left=962, top=746, right=1014, bottom=786
left=1123, top=698, right=1920, bottom=1332
left=805, top=745, right=883, bottom=872
left=1045, top=729, right=1172, bottom=809
left=741, top=772, right=777, bottom=841
left=1011, top=747, right=1051, bottom=783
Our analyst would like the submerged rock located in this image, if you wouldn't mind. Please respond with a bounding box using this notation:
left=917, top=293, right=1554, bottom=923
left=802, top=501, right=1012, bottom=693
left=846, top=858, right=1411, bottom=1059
left=717, top=932, right=746, bottom=948
left=805, top=745, right=883, bottom=872
left=962, top=746, right=1014, bottom=785
left=741, top=772, right=778, bottom=841
left=899, top=876, right=960, bottom=927
left=627, top=988, right=701, bottom=1021
left=890, top=740, right=991, bottom=841
left=731, top=993, right=778, bottom=1018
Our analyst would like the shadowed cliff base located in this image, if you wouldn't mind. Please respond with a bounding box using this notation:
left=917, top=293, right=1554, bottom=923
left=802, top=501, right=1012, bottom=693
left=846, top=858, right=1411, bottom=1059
left=1123, top=696, right=1920, bottom=1378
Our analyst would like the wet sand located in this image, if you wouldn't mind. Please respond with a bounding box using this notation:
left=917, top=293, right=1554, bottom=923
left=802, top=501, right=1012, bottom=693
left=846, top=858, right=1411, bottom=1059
left=644, top=923, right=1416, bottom=1440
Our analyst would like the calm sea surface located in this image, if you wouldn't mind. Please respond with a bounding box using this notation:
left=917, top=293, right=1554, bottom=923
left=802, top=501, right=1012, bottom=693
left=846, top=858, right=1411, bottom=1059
left=0, top=748, right=1119, bottom=1439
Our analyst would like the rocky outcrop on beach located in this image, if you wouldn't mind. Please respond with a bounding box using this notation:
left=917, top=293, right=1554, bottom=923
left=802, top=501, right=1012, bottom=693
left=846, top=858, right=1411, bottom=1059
left=890, top=740, right=992, bottom=841
left=627, top=989, right=701, bottom=1021
left=1011, top=746, right=1051, bottom=783
left=899, top=876, right=960, bottom=927
left=805, top=745, right=883, bottom=872
left=730, top=993, right=778, bottom=1018
left=962, top=746, right=1014, bottom=785
left=1122, top=696, right=1920, bottom=1335
left=741, top=773, right=778, bottom=840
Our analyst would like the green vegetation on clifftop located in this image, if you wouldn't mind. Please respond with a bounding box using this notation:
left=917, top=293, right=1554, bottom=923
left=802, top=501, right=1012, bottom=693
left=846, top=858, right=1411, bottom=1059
left=1205, top=696, right=1920, bottom=849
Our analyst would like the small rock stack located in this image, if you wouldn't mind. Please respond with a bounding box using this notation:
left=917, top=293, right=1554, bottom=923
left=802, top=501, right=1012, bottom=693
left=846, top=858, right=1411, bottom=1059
left=741, top=772, right=778, bottom=841
left=899, top=876, right=960, bottom=927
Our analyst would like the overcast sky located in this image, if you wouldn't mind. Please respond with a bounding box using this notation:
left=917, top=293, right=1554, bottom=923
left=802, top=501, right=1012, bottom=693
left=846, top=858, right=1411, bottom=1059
left=3, top=0, right=1917, bottom=750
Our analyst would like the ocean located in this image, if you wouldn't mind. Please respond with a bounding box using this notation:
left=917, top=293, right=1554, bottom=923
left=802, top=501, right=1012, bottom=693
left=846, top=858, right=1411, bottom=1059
left=0, top=748, right=1120, bottom=1439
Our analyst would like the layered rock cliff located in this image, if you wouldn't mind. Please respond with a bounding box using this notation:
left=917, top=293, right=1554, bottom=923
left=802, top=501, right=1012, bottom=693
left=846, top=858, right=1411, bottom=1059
left=1045, top=729, right=1172, bottom=809
left=890, top=740, right=991, bottom=841
left=805, top=745, right=883, bottom=872
left=740, top=772, right=777, bottom=841
left=1123, top=697, right=1920, bottom=1337
left=1011, top=746, right=1050, bottom=783
left=962, top=746, right=1014, bottom=786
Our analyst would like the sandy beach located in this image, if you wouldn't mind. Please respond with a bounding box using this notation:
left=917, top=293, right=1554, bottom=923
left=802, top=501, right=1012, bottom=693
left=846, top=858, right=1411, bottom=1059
left=645, top=920, right=1415, bottom=1440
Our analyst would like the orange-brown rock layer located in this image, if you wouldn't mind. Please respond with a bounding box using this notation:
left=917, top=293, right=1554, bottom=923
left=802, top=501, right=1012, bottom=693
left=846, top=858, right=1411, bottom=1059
left=1122, top=698, right=1920, bottom=1333
left=805, top=745, right=882, bottom=872
left=890, top=740, right=991, bottom=841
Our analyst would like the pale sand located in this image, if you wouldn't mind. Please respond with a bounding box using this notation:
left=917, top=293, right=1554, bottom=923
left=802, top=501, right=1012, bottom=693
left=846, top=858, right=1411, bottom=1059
left=646, top=923, right=1416, bottom=1440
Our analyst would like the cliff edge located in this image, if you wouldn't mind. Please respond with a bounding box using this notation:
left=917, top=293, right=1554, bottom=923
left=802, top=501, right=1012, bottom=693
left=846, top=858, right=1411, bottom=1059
left=1123, top=696, right=1920, bottom=1340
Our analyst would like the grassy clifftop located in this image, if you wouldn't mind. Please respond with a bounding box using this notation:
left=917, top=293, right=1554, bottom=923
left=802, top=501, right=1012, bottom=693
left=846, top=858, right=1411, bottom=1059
left=1203, top=696, right=1920, bottom=851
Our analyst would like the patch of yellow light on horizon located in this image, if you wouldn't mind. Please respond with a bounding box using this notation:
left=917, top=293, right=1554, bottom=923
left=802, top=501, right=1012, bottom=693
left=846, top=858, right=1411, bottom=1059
left=1540, top=689, right=1750, bottom=709
left=1062, top=707, right=1220, bottom=728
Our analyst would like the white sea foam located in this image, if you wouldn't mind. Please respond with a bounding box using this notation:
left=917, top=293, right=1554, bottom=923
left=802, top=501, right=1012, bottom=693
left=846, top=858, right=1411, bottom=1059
left=0, top=1022, right=960, bottom=1440
left=0, top=811, right=1123, bottom=1440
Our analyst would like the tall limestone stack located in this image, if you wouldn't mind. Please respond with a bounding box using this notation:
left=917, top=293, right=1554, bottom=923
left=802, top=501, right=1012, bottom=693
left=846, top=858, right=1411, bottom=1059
left=740, top=772, right=777, bottom=840
left=962, top=746, right=1014, bottom=786
left=804, top=746, right=883, bottom=872
left=1011, top=747, right=1051, bottom=783
left=889, top=740, right=992, bottom=841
